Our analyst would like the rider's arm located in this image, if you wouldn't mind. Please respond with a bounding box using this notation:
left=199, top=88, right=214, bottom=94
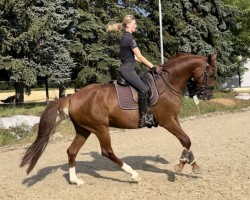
left=132, top=47, right=154, bottom=68
left=135, top=55, right=141, bottom=62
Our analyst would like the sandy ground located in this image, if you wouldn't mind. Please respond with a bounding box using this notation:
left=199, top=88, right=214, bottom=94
left=0, top=110, right=250, bottom=200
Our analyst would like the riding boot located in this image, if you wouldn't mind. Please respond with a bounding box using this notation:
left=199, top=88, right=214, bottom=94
left=138, top=93, right=155, bottom=128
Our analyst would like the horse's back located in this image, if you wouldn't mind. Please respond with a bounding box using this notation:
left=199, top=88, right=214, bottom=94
left=70, top=83, right=116, bottom=108
left=68, top=82, right=140, bottom=129
left=68, top=83, right=118, bottom=125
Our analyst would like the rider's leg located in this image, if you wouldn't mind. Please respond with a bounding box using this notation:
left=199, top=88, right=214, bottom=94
left=120, top=66, right=154, bottom=128
left=138, top=92, right=154, bottom=127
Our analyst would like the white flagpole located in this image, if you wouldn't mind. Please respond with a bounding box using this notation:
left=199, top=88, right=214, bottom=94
left=159, top=0, right=164, bottom=64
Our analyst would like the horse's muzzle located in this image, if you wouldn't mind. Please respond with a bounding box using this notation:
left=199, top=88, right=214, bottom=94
left=196, top=86, right=214, bottom=100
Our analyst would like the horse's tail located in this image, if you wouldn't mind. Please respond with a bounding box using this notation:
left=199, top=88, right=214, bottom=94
left=20, top=96, right=71, bottom=174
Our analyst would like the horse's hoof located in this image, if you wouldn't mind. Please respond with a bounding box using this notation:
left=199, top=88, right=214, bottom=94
left=131, top=172, right=141, bottom=182
left=174, top=164, right=183, bottom=173
left=192, top=166, right=202, bottom=174
left=70, top=178, right=84, bottom=185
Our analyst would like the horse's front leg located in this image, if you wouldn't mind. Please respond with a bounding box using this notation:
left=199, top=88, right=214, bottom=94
left=177, top=148, right=201, bottom=174
left=162, top=118, right=202, bottom=174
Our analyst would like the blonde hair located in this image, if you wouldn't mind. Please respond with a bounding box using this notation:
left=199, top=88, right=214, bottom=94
left=107, top=15, right=135, bottom=32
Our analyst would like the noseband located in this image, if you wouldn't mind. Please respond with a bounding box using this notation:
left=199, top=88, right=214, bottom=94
left=194, top=63, right=216, bottom=98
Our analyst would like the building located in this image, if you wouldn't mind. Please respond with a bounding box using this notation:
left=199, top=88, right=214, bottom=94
left=221, top=60, right=250, bottom=89
left=241, top=60, right=250, bottom=87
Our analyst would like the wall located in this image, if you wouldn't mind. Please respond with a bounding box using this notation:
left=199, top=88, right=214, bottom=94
left=241, top=60, right=250, bottom=87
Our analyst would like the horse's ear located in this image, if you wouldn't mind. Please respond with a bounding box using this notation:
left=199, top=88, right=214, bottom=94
left=208, top=54, right=217, bottom=64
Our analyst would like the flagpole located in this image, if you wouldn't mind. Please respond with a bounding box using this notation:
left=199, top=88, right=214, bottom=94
left=159, top=0, right=164, bottom=64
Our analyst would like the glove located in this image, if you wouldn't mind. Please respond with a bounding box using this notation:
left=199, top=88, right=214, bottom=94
left=151, top=65, right=163, bottom=75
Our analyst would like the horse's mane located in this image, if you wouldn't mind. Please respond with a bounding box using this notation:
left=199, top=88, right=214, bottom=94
left=161, top=53, right=206, bottom=72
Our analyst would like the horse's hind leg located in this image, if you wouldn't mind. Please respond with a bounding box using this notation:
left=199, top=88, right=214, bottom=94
left=67, top=127, right=91, bottom=185
left=96, top=126, right=141, bottom=181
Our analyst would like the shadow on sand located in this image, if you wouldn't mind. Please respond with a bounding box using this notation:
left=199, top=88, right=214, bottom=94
left=22, top=151, right=200, bottom=187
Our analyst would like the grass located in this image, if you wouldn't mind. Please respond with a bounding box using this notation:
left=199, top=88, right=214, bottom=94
left=179, top=91, right=250, bottom=117
left=0, top=103, right=46, bottom=117
left=0, top=128, right=16, bottom=146
left=1, top=91, right=250, bottom=146
left=0, top=125, right=35, bottom=146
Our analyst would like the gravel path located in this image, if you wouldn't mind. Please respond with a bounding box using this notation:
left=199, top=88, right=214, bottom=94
left=0, top=110, right=250, bottom=200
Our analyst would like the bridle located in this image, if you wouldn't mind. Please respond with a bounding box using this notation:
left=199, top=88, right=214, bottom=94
left=159, top=62, right=216, bottom=98
left=192, top=63, right=216, bottom=98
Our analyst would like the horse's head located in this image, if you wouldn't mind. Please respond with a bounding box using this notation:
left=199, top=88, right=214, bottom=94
left=189, top=54, right=217, bottom=100
left=159, top=53, right=217, bottom=100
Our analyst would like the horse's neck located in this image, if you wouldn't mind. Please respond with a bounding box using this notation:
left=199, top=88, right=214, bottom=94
left=167, top=58, right=203, bottom=92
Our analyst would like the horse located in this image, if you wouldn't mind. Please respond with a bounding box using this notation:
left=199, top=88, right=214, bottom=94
left=20, top=53, right=217, bottom=185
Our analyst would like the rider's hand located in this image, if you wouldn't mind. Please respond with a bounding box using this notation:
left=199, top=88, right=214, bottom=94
left=152, top=65, right=163, bottom=75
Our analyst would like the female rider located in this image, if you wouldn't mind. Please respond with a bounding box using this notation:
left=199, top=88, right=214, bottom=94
left=108, top=15, right=163, bottom=127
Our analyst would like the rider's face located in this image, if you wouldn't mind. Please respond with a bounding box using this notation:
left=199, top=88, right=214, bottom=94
left=126, top=20, right=137, bottom=33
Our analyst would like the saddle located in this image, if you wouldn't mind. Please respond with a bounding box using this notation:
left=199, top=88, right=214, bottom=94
left=114, top=72, right=159, bottom=110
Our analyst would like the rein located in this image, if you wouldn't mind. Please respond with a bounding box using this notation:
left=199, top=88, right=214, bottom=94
left=160, top=71, right=182, bottom=96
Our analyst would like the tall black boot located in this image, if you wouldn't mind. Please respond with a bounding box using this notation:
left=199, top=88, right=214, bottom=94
left=138, top=93, right=154, bottom=128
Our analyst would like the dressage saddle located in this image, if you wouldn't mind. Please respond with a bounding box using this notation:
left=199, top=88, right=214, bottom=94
left=117, top=71, right=153, bottom=98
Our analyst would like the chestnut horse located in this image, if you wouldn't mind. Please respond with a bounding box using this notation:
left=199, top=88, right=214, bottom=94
left=20, top=53, right=217, bottom=185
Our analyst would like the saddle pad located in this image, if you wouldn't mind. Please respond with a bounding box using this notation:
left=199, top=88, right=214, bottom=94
left=114, top=74, right=159, bottom=110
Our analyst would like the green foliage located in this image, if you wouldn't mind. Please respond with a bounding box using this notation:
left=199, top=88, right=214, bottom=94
left=0, top=0, right=249, bottom=88
left=0, top=56, right=38, bottom=85
left=221, top=0, right=250, bottom=85
left=179, top=93, right=250, bottom=118
left=0, top=104, right=45, bottom=117
left=0, top=128, right=16, bottom=146
left=72, top=2, right=124, bottom=85
left=0, top=0, right=76, bottom=86
left=0, top=124, right=34, bottom=146
left=134, top=0, right=243, bottom=81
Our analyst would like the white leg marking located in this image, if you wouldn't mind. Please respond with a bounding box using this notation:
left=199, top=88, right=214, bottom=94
left=69, top=167, right=84, bottom=185
left=56, top=116, right=61, bottom=123
left=63, top=107, right=69, bottom=116
left=56, top=111, right=61, bottom=123
left=122, top=162, right=141, bottom=181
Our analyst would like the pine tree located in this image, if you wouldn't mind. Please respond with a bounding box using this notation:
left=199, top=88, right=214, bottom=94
left=133, top=0, right=242, bottom=85
left=0, top=0, right=76, bottom=100
left=221, top=0, right=250, bottom=86
left=0, top=0, right=248, bottom=94
left=71, top=1, right=125, bottom=86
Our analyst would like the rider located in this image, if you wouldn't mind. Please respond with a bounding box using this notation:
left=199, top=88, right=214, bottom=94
left=108, top=15, right=163, bottom=128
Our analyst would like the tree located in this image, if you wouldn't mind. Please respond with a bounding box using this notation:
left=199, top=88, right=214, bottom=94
left=1, top=0, right=248, bottom=97
left=0, top=0, right=76, bottom=101
left=131, top=0, right=243, bottom=86
left=71, top=1, right=125, bottom=86
left=221, top=0, right=250, bottom=86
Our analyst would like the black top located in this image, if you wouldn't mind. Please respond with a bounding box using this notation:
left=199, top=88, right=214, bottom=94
left=120, top=32, right=137, bottom=64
